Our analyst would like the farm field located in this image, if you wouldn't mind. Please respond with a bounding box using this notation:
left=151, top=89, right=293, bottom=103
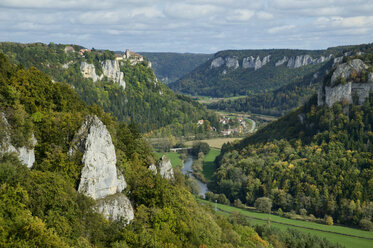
left=154, top=151, right=183, bottom=167
left=185, top=137, right=242, bottom=149
left=202, top=149, right=220, bottom=181
left=199, top=199, right=373, bottom=248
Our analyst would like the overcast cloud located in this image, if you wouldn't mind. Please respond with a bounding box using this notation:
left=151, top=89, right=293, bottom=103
left=1, top=0, right=372, bottom=53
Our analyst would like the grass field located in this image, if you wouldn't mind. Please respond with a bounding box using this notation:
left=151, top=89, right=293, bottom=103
left=185, top=137, right=242, bottom=149
left=199, top=199, right=373, bottom=248
left=202, top=149, right=220, bottom=181
left=154, top=152, right=182, bottom=167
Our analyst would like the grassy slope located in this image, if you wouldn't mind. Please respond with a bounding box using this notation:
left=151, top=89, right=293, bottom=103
left=202, top=149, right=220, bottom=181
left=199, top=199, right=373, bottom=248
left=154, top=152, right=183, bottom=167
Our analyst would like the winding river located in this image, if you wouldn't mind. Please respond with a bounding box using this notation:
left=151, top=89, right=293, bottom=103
left=181, top=156, right=209, bottom=197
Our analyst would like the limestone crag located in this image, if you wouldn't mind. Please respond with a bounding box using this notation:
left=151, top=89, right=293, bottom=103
left=95, top=194, right=134, bottom=224
left=71, top=115, right=134, bottom=223
left=80, top=60, right=126, bottom=89
left=148, top=164, right=157, bottom=175
left=225, top=57, right=239, bottom=69
left=101, top=60, right=126, bottom=89
left=72, top=115, right=126, bottom=199
left=157, top=155, right=174, bottom=180
left=80, top=62, right=102, bottom=82
left=318, top=59, right=373, bottom=107
left=243, top=55, right=271, bottom=70
left=330, top=59, right=368, bottom=86
left=210, top=57, right=225, bottom=68
left=0, top=114, right=36, bottom=168
left=276, top=54, right=332, bottom=68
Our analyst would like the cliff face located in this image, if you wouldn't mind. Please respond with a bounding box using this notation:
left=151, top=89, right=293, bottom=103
left=101, top=60, right=126, bottom=89
left=276, top=54, right=332, bottom=68
left=80, top=60, right=126, bottom=89
left=156, top=155, right=174, bottom=180
left=0, top=113, right=37, bottom=168
left=318, top=59, right=373, bottom=107
left=70, top=115, right=134, bottom=224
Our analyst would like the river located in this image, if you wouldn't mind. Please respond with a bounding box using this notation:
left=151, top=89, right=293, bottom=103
left=181, top=156, right=209, bottom=197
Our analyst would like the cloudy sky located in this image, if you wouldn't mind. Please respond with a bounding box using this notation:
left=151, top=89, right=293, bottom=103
left=1, top=0, right=372, bottom=53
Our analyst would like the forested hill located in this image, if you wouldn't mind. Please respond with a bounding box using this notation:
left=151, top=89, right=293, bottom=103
left=140, top=52, right=212, bottom=84
left=0, top=42, right=218, bottom=136
left=170, top=43, right=373, bottom=116
left=211, top=53, right=373, bottom=229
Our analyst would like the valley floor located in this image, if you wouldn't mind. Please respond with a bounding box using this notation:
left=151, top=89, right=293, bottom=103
left=199, top=199, right=373, bottom=248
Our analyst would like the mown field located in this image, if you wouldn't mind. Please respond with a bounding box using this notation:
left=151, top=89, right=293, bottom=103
left=185, top=137, right=242, bottom=149
left=199, top=199, right=373, bottom=248
left=202, top=149, right=220, bottom=181
left=154, top=152, right=183, bottom=167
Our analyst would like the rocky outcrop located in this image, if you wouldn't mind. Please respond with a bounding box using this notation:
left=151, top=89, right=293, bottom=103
left=101, top=60, right=126, bottom=89
left=210, top=57, right=225, bottom=68
left=95, top=194, right=134, bottom=224
left=0, top=114, right=37, bottom=168
left=80, top=62, right=101, bottom=82
left=275, top=56, right=288, bottom=66
left=80, top=60, right=126, bottom=89
left=243, top=55, right=271, bottom=70
left=276, top=55, right=332, bottom=68
left=210, top=56, right=239, bottom=70
left=156, top=155, right=174, bottom=180
left=330, top=59, right=368, bottom=85
left=225, top=57, right=239, bottom=69
left=318, top=59, right=373, bottom=107
left=148, top=164, right=157, bottom=175
left=70, top=115, right=134, bottom=224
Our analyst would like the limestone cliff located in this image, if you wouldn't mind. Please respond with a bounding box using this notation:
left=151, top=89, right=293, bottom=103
left=101, top=60, right=126, bottom=89
left=276, top=54, right=332, bottom=68
left=70, top=115, right=134, bottom=224
left=80, top=62, right=101, bottom=82
left=0, top=113, right=36, bottom=168
left=156, top=155, right=174, bottom=180
left=242, top=55, right=271, bottom=70
left=318, top=59, right=373, bottom=107
left=80, top=60, right=126, bottom=89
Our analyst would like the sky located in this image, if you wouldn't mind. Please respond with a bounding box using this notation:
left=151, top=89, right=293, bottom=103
left=1, top=0, right=373, bottom=53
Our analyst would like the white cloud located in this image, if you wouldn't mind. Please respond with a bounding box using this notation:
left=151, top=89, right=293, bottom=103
left=256, top=11, right=273, bottom=20
left=164, top=3, right=220, bottom=19
left=226, top=9, right=255, bottom=22
left=267, top=25, right=295, bottom=34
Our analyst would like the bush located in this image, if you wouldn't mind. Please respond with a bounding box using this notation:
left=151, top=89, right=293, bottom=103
left=359, top=219, right=373, bottom=231
left=191, top=142, right=210, bottom=156
left=325, top=215, right=333, bottom=226
left=254, top=197, right=272, bottom=213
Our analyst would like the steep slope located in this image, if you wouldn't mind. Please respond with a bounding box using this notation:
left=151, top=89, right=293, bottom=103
left=140, top=52, right=212, bottom=84
left=171, top=43, right=373, bottom=116
left=0, top=42, right=218, bottom=136
left=211, top=54, right=373, bottom=228
left=170, top=49, right=335, bottom=97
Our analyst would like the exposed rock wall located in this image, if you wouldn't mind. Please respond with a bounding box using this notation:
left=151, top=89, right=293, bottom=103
left=80, top=62, right=101, bottom=82
left=0, top=113, right=36, bottom=168
left=225, top=57, right=239, bottom=69
left=157, top=155, right=174, bottom=180
left=318, top=59, right=373, bottom=107
left=101, top=60, right=126, bottom=89
left=210, top=57, right=225, bottom=68
left=80, top=60, right=126, bottom=89
left=95, top=194, right=134, bottom=224
left=242, top=55, right=271, bottom=70
left=71, top=115, right=134, bottom=224
left=276, top=54, right=332, bottom=68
